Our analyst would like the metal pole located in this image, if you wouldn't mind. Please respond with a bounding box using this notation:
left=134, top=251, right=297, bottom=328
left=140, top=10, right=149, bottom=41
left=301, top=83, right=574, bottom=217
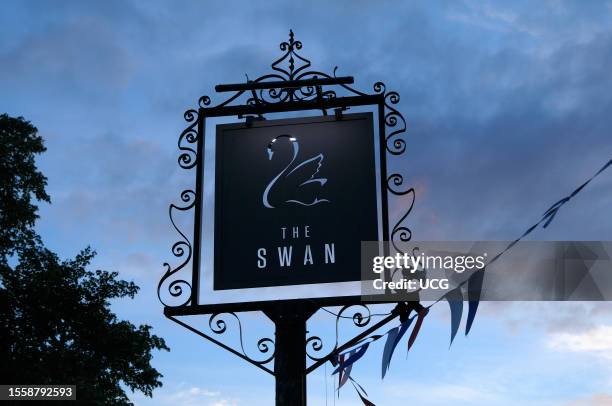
left=266, top=302, right=317, bottom=406
left=274, top=312, right=307, bottom=405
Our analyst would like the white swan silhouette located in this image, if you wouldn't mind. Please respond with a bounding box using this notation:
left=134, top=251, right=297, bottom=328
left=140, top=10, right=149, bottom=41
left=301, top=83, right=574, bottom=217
left=262, top=134, right=330, bottom=209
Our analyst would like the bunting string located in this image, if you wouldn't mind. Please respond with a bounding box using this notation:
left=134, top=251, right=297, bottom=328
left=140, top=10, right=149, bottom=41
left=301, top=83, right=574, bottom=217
left=329, top=157, right=612, bottom=405
left=429, top=157, right=612, bottom=302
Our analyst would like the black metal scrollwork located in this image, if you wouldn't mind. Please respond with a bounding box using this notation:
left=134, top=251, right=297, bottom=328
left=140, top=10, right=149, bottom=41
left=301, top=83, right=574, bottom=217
left=387, top=174, right=415, bottom=254
left=158, top=189, right=196, bottom=307
left=375, top=86, right=412, bottom=253
left=209, top=313, right=275, bottom=366
left=306, top=305, right=375, bottom=362
left=239, top=30, right=342, bottom=105
left=177, top=109, right=199, bottom=169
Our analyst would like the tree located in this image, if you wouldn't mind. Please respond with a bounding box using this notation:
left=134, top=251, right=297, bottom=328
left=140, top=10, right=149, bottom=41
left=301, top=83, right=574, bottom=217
left=0, top=114, right=169, bottom=405
left=0, top=114, right=49, bottom=258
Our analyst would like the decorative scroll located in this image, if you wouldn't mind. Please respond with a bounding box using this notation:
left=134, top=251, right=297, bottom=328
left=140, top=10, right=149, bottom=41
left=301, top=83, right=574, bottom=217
left=387, top=174, right=415, bottom=254
left=166, top=313, right=275, bottom=375
left=177, top=109, right=199, bottom=169
left=243, top=29, right=338, bottom=105
left=208, top=312, right=275, bottom=367
left=306, top=305, right=375, bottom=363
left=157, top=189, right=195, bottom=307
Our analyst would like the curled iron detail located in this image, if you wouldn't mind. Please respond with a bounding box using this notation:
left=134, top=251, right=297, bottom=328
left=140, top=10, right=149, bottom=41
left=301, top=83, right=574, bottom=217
left=305, top=304, right=375, bottom=362
left=209, top=312, right=275, bottom=366
left=178, top=109, right=199, bottom=170
left=389, top=187, right=416, bottom=254
left=158, top=189, right=196, bottom=307
left=305, top=335, right=325, bottom=362
left=382, top=91, right=406, bottom=155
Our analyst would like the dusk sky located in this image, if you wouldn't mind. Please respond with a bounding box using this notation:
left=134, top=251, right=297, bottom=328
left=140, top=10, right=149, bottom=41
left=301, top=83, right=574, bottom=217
left=2, top=1, right=612, bottom=405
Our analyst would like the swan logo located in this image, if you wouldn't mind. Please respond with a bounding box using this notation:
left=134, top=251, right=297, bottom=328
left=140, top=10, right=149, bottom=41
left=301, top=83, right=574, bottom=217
left=262, top=134, right=330, bottom=209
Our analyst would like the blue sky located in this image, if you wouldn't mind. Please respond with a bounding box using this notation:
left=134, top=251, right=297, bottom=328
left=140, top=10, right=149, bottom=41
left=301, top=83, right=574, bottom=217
left=2, top=1, right=612, bottom=405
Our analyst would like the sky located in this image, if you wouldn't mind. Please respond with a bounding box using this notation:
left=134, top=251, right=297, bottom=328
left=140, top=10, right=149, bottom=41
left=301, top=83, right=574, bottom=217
left=2, top=0, right=612, bottom=405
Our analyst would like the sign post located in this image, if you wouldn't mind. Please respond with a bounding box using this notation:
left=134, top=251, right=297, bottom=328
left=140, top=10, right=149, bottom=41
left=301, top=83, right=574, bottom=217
left=158, top=30, right=417, bottom=405
left=265, top=303, right=317, bottom=405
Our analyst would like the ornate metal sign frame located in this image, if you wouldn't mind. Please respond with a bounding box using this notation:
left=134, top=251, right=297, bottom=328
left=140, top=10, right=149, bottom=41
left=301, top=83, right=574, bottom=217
left=158, top=30, right=418, bottom=405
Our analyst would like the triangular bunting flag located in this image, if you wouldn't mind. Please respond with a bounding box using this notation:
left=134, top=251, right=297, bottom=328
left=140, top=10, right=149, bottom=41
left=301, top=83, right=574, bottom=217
left=445, top=288, right=463, bottom=346
left=466, top=269, right=485, bottom=336
left=407, top=307, right=428, bottom=351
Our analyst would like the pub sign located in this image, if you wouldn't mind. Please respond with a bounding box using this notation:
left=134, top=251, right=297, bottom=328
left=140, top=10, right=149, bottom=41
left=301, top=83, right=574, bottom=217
left=213, top=113, right=381, bottom=290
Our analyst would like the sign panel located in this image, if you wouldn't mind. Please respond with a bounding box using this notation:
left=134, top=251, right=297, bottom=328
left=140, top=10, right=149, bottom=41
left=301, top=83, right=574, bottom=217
left=214, top=113, right=380, bottom=290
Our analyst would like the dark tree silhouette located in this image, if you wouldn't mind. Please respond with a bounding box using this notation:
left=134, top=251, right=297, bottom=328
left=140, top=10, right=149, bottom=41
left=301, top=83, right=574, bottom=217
left=0, top=114, right=169, bottom=405
left=0, top=114, right=50, bottom=258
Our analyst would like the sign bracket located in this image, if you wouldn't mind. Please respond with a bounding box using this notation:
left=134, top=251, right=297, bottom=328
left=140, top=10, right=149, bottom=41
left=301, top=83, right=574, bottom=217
left=158, top=30, right=416, bottom=405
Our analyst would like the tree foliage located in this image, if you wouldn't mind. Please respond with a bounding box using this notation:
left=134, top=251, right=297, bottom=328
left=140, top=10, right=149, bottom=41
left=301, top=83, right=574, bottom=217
left=0, top=114, right=50, bottom=258
left=0, top=114, right=168, bottom=405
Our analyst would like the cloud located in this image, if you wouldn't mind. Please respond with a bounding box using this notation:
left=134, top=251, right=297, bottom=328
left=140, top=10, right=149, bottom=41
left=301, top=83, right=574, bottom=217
left=0, top=17, right=135, bottom=109
left=447, top=2, right=542, bottom=37
left=379, top=6, right=612, bottom=244
left=478, top=302, right=612, bottom=335
left=132, top=385, right=238, bottom=406
left=548, top=325, right=612, bottom=359
left=383, top=381, right=501, bottom=405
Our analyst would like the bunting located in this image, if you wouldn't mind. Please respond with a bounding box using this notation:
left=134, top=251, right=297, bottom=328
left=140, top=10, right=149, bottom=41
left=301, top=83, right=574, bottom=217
left=332, top=343, right=370, bottom=375
left=338, top=352, right=353, bottom=390
left=330, top=158, right=612, bottom=405
left=466, top=268, right=485, bottom=335
left=444, top=158, right=612, bottom=339
left=407, top=307, right=428, bottom=351
left=445, top=288, right=463, bottom=346
left=381, top=316, right=414, bottom=378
